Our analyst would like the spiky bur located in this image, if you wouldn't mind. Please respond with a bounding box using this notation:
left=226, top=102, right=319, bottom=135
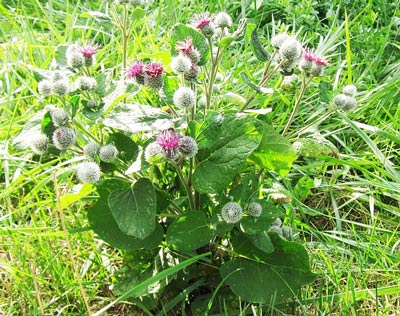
left=76, top=162, right=101, bottom=184
left=176, top=38, right=201, bottom=65
left=278, top=37, right=302, bottom=73
left=127, top=61, right=145, bottom=85
left=343, top=84, right=357, bottom=97
left=246, top=202, right=262, bottom=217
left=144, top=141, right=165, bottom=163
left=80, top=43, right=98, bottom=66
left=191, top=12, right=215, bottom=37
left=50, top=71, right=67, bottom=83
left=173, top=87, right=195, bottom=109
left=281, top=74, right=300, bottom=91
left=99, top=144, right=118, bottom=162
left=83, top=141, right=99, bottom=159
left=52, top=127, right=76, bottom=150
left=221, top=202, right=243, bottom=224
left=299, top=48, right=329, bottom=76
left=76, top=76, right=97, bottom=90
left=170, top=55, right=192, bottom=74
left=38, top=80, right=52, bottom=96
left=66, top=44, right=84, bottom=69
left=30, top=134, right=48, bottom=154
left=51, top=79, right=70, bottom=96
left=333, top=93, right=358, bottom=112
left=178, top=136, right=198, bottom=158
left=157, top=129, right=180, bottom=159
left=50, top=108, right=69, bottom=127
left=214, top=12, right=232, bottom=29
left=143, top=62, right=164, bottom=90
left=271, top=33, right=291, bottom=49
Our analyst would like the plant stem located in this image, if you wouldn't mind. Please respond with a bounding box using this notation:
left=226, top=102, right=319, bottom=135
left=171, top=161, right=195, bottom=211
left=282, top=75, right=314, bottom=136
left=122, top=4, right=129, bottom=71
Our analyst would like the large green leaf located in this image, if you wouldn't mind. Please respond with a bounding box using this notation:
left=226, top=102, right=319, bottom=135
left=88, top=179, right=162, bottom=250
left=108, top=178, right=157, bottom=239
left=109, top=132, right=139, bottom=162
left=250, top=29, right=270, bottom=62
left=103, top=103, right=174, bottom=134
left=240, top=200, right=282, bottom=234
left=192, top=114, right=263, bottom=194
left=250, top=124, right=297, bottom=177
left=170, top=23, right=210, bottom=66
left=220, top=233, right=316, bottom=304
left=166, top=211, right=213, bottom=252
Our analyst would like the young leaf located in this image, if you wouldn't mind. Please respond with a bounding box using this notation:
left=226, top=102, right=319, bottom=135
left=250, top=124, right=297, bottom=177
left=250, top=29, right=270, bottom=62
left=166, top=211, right=213, bottom=252
left=108, top=178, right=157, bottom=239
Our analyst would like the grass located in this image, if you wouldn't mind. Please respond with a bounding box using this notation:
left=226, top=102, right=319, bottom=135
left=1, top=0, right=400, bottom=315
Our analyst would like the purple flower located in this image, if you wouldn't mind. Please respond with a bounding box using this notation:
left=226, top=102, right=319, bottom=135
left=127, top=61, right=144, bottom=79
left=144, top=62, right=164, bottom=77
left=80, top=43, right=99, bottom=58
left=157, top=129, right=180, bottom=151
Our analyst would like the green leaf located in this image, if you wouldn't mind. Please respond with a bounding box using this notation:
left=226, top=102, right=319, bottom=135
left=247, top=231, right=274, bottom=254
left=192, top=114, right=263, bottom=194
left=250, top=124, right=297, bottom=177
left=240, top=72, right=273, bottom=94
left=318, top=79, right=333, bottom=103
left=250, top=29, right=270, bottom=62
left=70, top=95, right=80, bottom=118
left=109, top=132, right=139, bottom=162
left=88, top=179, right=162, bottom=250
left=166, top=211, right=213, bottom=251
left=221, top=233, right=317, bottom=304
left=218, top=36, right=234, bottom=49
left=108, top=178, right=157, bottom=239
left=171, top=23, right=210, bottom=66
left=41, top=111, right=55, bottom=139
left=61, top=184, right=94, bottom=209
left=103, top=103, right=174, bottom=133
left=55, top=45, right=68, bottom=67
left=240, top=200, right=282, bottom=234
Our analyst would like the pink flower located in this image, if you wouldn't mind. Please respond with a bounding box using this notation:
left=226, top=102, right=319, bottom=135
left=80, top=43, right=99, bottom=58
left=127, top=61, right=144, bottom=79
left=303, top=48, right=328, bottom=65
left=192, top=12, right=213, bottom=29
left=176, top=38, right=194, bottom=54
left=144, top=62, right=164, bottom=77
left=157, top=129, right=180, bottom=151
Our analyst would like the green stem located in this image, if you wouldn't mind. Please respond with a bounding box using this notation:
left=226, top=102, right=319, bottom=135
left=171, top=161, right=195, bottom=211
left=281, top=75, right=314, bottom=136
left=122, top=4, right=129, bottom=71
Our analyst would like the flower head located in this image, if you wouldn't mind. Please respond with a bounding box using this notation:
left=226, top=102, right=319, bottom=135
left=214, top=12, right=232, bottom=29
left=191, top=12, right=215, bottom=37
left=80, top=43, right=98, bottom=58
left=52, top=127, right=76, bottom=150
left=144, top=141, right=165, bottom=163
left=221, top=202, right=243, bottom=224
left=83, top=141, right=99, bottom=159
left=76, top=162, right=101, bottom=184
left=76, top=76, right=97, bottom=90
left=170, top=55, right=192, bottom=74
left=99, top=144, right=118, bottom=162
left=176, top=38, right=194, bottom=55
left=247, top=202, right=262, bottom=217
left=144, top=62, right=164, bottom=77
left=271, top=33, right=291, bottom=49
left=173, top=87, right=196, bottom=109
left=157, top=129, right=180, bottom=151
left=38, top=80, right=53, bottom=96
left=343, top=84, right=357, bottom=97
left=30, top=134, right=48, bottom=154
left=300, top=48, right=328, bottom=76
left=50, top=108, right=69, bottom=127
left=178, top=136, right=198, bottom=158
left=127, top=61, right=145, bottom=85
left=51, top=79, right=70, bottom=96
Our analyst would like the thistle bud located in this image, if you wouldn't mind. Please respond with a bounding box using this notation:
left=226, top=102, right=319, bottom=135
left=170, top=55, right=192, bottom=74
left=247, top=202, right=262, bottom=217
left=83, top=141, right=99, bottom=159
left=343, top=85, right=357, bottom=97
left=30, top=134, right=48, bottom=154
left=144, top=62, right=164, bottom=90
left=157, top=129, right=180, bottom=159
left=38, top=80, right=53, bottom=96
left=50, top=108, right=69, bottom=127
left=80, top=44, right=98, bottom=67
left=191, top=12, right=215, bottom=37
left=333, top=93, right=357, bottom=112
left=67, top=51, right=84, bottom=69
left=178, top=136, right=198, bottom=158
left=173, top=87, right=195, bottom=109
left=99, top=144, right=118, bottom=162
left=271, top=33, right=291, bottom=49
left=76, top=162, right=101, bottom=184
left=50, top=71, right=67, bottom=83
left=53, top=127, right=76, bottom=150
left=221, top=202, right=243, bottom=224
left=144, top=141, right=165, bottom=163
left=127, top=61, right=145, bottom=85
left=214, top=12, right=232, bottom=29
left=76, top=76, right=97, bottom=90
left=51, top=79, right=70, bottom=96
